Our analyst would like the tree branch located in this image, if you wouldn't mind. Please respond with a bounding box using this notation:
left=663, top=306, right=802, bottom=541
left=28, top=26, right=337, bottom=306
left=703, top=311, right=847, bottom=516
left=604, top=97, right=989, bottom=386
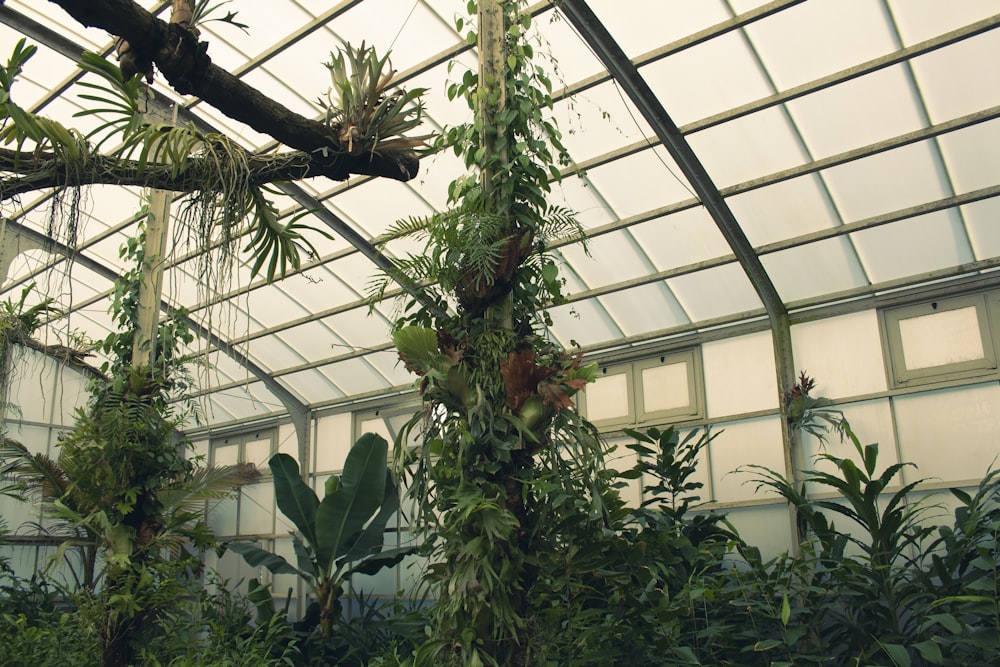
left=0, top=146, right=344, bottom=199
left=42, top=0, right=420, bottom=183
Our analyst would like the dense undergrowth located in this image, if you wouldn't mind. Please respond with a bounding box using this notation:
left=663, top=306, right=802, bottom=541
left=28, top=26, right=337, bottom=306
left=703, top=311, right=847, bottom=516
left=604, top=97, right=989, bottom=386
left=2, top=417, right=997, bottom=666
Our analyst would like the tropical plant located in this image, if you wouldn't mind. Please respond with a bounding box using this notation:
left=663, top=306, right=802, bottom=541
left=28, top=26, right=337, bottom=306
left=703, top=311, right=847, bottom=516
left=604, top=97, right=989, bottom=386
left=228, top=432, right=410, bottom=643
left=0, top=229, right=263, bottom=667
left=746, top=419, right=939, bottom=663
left=320, top=42, right=431, bottom=158
left=0, top=282, right=61, bottom=420
left=2, top=37, right=336, bottom=285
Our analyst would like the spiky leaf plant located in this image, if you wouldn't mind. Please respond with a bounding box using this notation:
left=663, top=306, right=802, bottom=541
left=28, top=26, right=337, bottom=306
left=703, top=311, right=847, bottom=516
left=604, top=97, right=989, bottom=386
left=320, top=41, right=432, bottom=157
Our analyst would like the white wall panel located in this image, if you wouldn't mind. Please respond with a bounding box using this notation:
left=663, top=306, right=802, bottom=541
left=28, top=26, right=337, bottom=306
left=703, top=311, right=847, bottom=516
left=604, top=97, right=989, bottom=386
left=206, top=495, right=238, bottom=538
left=792, top=310, right=887, bottom=398
left=7, top=348, right=89, bottom=427
left=800, top=399, right=900, bottom=482
left=314, top=411, right=352, bottom=472
left=3, top=423, right=51, bottom=456
left=707, top=417, right=785, bottom=503
left=703, top=331, right=778, bottom=417
left=239, top=483, right=275, bottom=536
left=0, top=488, right=39, bottom=533
left=725, top=505, right=794, bottom=561
left=893, top=383, right=1000, bottom=484
left=271, top=537, right=299, bottom=606
left=278, top=422, right=298, bottom=459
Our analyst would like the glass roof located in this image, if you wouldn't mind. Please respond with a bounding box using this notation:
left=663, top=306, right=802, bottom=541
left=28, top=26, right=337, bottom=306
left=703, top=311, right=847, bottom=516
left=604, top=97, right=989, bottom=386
left=2, top=0, right=999, bottom=429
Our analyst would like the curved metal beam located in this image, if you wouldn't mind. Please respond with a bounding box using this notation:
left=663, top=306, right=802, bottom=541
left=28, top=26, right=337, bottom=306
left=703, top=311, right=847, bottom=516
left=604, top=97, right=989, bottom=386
left=559, top=0, right=801, bottom=546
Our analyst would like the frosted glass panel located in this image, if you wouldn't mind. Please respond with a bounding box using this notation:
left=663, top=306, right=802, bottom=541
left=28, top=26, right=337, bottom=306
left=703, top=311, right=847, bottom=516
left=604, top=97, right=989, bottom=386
left=725, top=505, right=793, bottom=561
left=898, top=307, right=983, bottom=370
left=278, top=422, right=298, bottom=458
left=893, top=384, right=1000, bottom=483
left=315, top=412, right=352, bottom=472
left=239, top=483, right=275, bottom=535
left=207, top=495, right=238, bottom=537
left=245, top=438, right=272, bottom=468
left=272, top=538, right=299, bottom=602
left=213, top=443, right=239, bottom=467
left=707, top=417, right=785, bottom=504
left=360, top=417, right=392, bottom=443
left=792, top=310, right=887, bottom=397
left=585, top=372, right=629, bottom=422
left=641, top=362, right=689, bottom=413
left=703, top=331, right=777, bottom=417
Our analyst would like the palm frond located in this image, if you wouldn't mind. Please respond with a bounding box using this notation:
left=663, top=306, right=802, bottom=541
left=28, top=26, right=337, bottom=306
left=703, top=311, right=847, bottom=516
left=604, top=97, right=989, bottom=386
left=159, top=462, right=261, bottom=516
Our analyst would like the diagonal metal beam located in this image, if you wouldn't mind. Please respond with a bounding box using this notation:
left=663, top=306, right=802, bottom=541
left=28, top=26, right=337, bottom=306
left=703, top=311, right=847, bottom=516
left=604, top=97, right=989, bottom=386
left=559, top=0, right=786, bottom=321
left=3, top=217, right=309, bottom=419
left=559, top=0, right=801, bottom=546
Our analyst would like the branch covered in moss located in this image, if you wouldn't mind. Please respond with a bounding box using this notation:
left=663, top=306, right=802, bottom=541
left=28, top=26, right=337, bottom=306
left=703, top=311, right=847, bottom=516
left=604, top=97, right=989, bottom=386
left=0, top=144, right=399, bottom=200
left=41, top=0, right=419, bottom=182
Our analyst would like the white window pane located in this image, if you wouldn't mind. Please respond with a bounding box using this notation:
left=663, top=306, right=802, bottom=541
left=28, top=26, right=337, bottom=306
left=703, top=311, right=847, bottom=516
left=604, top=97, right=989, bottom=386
left=585, top=372, right=629, bottom=422
left=213, top=443, right=239, bottom=467
left=245, top=438, right=272, bottom=468
left=642, top=362, right=690, bottom=413
left=315, top=412, right=352, bottom=472
left=899, top=306, right=983, bottom=370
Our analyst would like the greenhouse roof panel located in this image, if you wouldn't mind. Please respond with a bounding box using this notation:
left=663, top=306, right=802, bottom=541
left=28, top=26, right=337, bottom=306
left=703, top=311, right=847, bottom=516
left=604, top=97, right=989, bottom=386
left=1, top=0, right=998, bottom=422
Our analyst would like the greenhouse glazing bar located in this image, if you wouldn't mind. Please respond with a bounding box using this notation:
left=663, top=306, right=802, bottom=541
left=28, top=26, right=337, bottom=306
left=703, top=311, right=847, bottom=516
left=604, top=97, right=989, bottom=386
left=559, top=0, right=801, bottom=542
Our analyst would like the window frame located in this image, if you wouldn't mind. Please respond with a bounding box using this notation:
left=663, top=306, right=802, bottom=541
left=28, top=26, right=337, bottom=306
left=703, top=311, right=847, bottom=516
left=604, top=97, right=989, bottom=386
left=578, top=348, right=705, bottom=429
left=882, top=293, right=997, bottom=388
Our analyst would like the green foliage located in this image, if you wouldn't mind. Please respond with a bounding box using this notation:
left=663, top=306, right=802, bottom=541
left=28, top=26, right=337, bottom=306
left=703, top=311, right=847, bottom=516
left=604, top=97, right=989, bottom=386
left=367, top=3, right=595, bottom=664
left=320, top=42, right=431, bottom=157
left=228, top=433, right=410, bottom=643
left=528, top=426, right=742, bottom=666
left=740, top=415, right=1000, bottom=667
left=1, top=39, right=88, bottom=164
left=2, top=40, right=330, bottom=283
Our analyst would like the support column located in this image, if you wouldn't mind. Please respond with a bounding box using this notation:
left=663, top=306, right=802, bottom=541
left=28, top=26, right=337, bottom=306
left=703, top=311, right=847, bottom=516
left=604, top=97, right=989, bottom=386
left=131, top=188, right=173, bottom=366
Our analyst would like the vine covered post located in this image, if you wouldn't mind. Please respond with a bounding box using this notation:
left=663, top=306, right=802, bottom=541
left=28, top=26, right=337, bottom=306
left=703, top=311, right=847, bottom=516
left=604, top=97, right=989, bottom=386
left=374, top=1, right=598, bottom=665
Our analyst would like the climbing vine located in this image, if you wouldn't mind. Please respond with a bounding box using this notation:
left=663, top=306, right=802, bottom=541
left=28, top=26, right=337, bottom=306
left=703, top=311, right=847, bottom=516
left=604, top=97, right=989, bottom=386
left=370, top=2, right=604, bottom=665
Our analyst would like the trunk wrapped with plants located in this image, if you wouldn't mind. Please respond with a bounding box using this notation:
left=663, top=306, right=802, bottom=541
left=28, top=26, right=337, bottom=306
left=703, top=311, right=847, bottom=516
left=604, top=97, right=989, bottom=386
left=370, top=2, right=607, bottom=665
left=0, top=230, right=259, bottom=667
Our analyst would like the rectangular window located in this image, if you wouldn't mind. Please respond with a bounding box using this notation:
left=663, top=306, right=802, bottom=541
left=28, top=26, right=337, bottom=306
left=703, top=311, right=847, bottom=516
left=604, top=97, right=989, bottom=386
left=579, top=348, right=704, bottom=428
left=211, top=429, right=277, bottom=473
left=883, top=294, right=996, bottom=387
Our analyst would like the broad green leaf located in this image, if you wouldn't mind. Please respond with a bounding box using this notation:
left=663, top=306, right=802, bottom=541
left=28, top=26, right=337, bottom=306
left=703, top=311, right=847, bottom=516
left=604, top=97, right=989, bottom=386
left=344, top=545, right=413, bottom=577
left=269, top=453, right=320, bottom=549
left=913, top=640, right=943, bottom=664
left=754, top=638, right=783, bottom=651
left=339, top=469, right=399, bottom=562
left=227, top=541, right=300, bottom=575
left=882, top=643, right=911, bottom=667
left=315, top=433, right=388, bottom=571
